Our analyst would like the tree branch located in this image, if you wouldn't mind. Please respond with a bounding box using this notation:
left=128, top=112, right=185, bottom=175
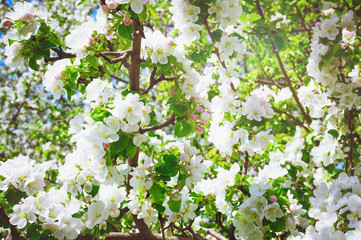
left=45, top=48, right=76, bottom=62
left=139, top=114, right=176, bottom=134
left=255, top=0, right=312, bottom=124
left=0, top=207, right=26, bottom=240
left=142, top=67, right=177, bottom=95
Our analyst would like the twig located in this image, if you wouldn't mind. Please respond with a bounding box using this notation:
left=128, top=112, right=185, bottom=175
left=139, top=114, right=176, bottom=134
left=111, top=74, right=129, bottom=84
left=142, top=67, right=177, bottom=95
left=206, top=229, right=228, bottom=240
left=276, top=109, right=310, bottom=132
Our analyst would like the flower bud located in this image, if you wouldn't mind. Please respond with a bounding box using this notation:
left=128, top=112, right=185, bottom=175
left=201, top=111, right=211, bottom=121
left=186, top=165, right=193, bottom=171
left=196, top=106, right=204, bottom=112
left=180, top=153, right=190, bottom=163
left=104, top=143, right=109, bottom=150
left=270, top=195, right=277, bottom=202
left=356, top=43, right=360, bottom=47
left=196, top=125, right=204, bottom=133
left=183, top=1, right=190, bottom=7
left=286, top=217, right=294, bottom=226
left=55, top=74, right=62, bottom=81
left=190, top=114, right=197, bottom=120
left=174, top=184, right=182, bottom=189
left=315, top=22, right=321, bottom=28
left=101, top=4, right=109, bottom=13
left=299, top=218, right=309, bottom=229
left=1, top=19, right=12, bottom=27
left=2, top=230, right=9, bottom=237
left=123, top=16, right=132, bottom=26
left=167, top=40, right=174, bottom=47
left=341, top=43, right=347, bottom=49
left=134, top=208, right=141, bottom=215
left=170, top=89, right=176, bottom=95
left=171, top=193, right=181, bottom=201
left=107, top=0, right=117, bottom=9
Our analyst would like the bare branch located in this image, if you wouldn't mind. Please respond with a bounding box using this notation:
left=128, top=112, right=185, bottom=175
left=142, top=67, right=177, bottom=95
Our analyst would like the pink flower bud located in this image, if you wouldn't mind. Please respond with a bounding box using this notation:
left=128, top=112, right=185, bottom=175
left=315, top=22, right=321, bottom=28
left=270, top=195, right=277, bottom=202
left=196, top=125, right=204, bottom=133
left=123, top=16, right=132, bottom=26
left=289, top=204, right=297, bottom=212
left=145, top=0, right=150, bottom=5
left=356, top=43, right=360, bottom=47
left=134, top=208, right=141, bottom=215
left=104, top=143, right=109, bottom=150
left=171, top=193, right=181, bottom=201
left=170, top=89, right=176, bottom=95
left=190, top=114, right=197, bottom=120
left=183, top=1, right=190, bottom=7
left=341, top=43, right=347, bottom=49
left=186, top=165, right=192, bottom=171
left=18, top=201, right=24, bottom=205
left=107, top=0, right=117, bottom=9
left=180, top=153, right=190, bottom=163
left=89, top=37, right=95, bottom=43
left=55, top=74, right=62, bottom=81
left=174, top=184, right=182, bottom=189
left=196, top=106, right=204, bottom=112
left=167, top=40, right=174, bottom=47
left=1, top=19, right=12, bottom=27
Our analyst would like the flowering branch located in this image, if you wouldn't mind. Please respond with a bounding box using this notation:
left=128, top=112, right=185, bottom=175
left=139, top=114, right=176, bottom=134
left=255, top=0, right=312, bottom=124
left=45, top=48, right=76, bottom=62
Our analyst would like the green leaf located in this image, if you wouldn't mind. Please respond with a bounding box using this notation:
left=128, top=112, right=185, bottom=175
left=270, top=33, right=288, bottom=52
left=154, top=154, right=179, bottom=177
left=211, top=29, right=223, bottom=41
left=148, top=183, right=166, bottom=203
left=327, top=129, right=339, bottom=138
left=111, top=135, right=130, bottom=154
left=154, top=203, right=166, bottom=213
left=70, top=72, right=79, bottom=84
left=174, top=121, right=192, bottom=137
left=171, top=104, right=187, bottom=117
left=168, top=198, right=182, bottom=212
left=190, top=52, right=201, bottom=62
left=126, top=142, right=137, bottom=158
left=27, top=225, right=41, bottom=240
left=5, top=189, right=26, bottom=205
left=89, top=185, right=100, bottom=197
left=86, top=56, right=98, bottom=68
left=163, top=154, right=178, bottom=164
left=28, top=57, right=39, bottom=71
left=269, top=217, right=286, bottom=232
left=39, top=40, right=58, bottom=50
left=118, top=23, right=134, bottom=40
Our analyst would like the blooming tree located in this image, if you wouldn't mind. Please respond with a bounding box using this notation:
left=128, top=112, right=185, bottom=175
left=1, top=0, right=361, bottom=239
